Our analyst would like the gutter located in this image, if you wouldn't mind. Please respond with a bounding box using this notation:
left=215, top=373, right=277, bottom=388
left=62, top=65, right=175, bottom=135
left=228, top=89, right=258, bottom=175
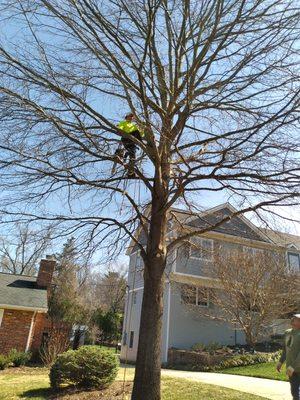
left=0, top=303, right=47, bottom=313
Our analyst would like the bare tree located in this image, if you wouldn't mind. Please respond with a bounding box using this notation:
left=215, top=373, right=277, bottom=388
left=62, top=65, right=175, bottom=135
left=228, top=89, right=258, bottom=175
left=0, top=224, right=51, bottom=275
left=0, top=1, right=299, bottom=399
left=181, top=247, right=300, bottom=348
left=91, top=267, right=127, bottom=313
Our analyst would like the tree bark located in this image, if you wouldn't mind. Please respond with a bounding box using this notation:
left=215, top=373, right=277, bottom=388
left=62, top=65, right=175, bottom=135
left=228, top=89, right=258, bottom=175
left=131, top=258, right=165, bottom=400
left=132, top=165, right=169, bottom=400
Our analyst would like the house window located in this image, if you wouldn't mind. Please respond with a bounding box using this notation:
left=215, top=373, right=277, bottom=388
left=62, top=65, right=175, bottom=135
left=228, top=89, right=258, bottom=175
left=197, top=288, right=210, bottom=307
left=181, top=285, right=210, bottom=307
left=132, top=292, right=137, bottom=305
left=123, top=332, right=127, bottom=346
left=243, top=246, right=264, bottom=257
left=129, top=331, right=134, bottom=348
left=288, top=252, right=300, bottom=273
left=136, top=252, right=143, bottom=269
left=189, top=238, right=213, bottom=261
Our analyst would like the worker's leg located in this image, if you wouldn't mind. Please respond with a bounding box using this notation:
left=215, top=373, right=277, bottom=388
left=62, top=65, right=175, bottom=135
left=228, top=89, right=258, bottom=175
left=290, top=373, right=300, bottom=400
left=111, top=144, right=125, bottom=174
left=131, top=130, right=142, bottom=142
left=125, top=143, right=137, bottom=177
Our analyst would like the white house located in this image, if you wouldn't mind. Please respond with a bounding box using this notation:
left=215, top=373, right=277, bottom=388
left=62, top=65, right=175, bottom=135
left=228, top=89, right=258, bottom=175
left=120, top=203, right=300, bottom=363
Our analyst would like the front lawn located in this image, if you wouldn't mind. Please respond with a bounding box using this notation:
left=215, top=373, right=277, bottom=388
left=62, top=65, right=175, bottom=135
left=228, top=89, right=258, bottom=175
left=0, top=367, right=269, bottom=400
left=220, top=361, right=288, bottom=381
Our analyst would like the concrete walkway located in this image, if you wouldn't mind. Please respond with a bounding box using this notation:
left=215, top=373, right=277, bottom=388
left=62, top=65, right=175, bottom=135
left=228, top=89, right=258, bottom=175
left=161, top=369, right=291, bottom=400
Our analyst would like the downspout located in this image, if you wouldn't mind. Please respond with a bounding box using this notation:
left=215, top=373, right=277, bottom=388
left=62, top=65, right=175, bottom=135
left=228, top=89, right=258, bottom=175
left=25, top=311, right=37, bottom=352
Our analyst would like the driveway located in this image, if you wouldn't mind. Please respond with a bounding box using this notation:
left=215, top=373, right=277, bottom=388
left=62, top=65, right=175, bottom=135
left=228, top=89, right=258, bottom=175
left=161, top=369, right=291, bottom=400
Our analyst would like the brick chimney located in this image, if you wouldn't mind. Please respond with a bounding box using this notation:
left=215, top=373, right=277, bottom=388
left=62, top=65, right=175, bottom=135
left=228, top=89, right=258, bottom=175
left=36, top=255, right=56, bottom=290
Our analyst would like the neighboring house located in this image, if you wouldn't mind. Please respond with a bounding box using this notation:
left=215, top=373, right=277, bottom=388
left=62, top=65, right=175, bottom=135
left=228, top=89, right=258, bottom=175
left=120, top=203, right=300, bottom=363
left=0, top=257, right=56, bottom=354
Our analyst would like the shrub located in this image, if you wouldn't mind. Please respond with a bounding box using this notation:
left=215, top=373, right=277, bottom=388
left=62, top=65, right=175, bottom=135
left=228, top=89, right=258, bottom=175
left=8, top=349, right=31, bottom=367
left=216, top=351, right=280, bottom=370
left=191, top=342, right=226, bottom=354
left=39, top=324, right=71, bottom=366
left=206, top=342, right=223, bottom=353
left=191, top=343, right=206, bottom=352
left=0, top=354, right=9, bottom=370
left=167, top=351, right=280, bottom=372
left=50, top=345, right=119, bottom=390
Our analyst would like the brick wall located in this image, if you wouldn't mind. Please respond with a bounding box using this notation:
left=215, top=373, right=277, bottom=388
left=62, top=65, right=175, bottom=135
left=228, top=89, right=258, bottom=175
left=0, top=309, right=33, bottom=354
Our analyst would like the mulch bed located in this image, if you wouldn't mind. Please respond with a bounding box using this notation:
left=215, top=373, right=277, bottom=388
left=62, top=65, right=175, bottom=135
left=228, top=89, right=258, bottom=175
left=50, top=382, right=133, bottom=399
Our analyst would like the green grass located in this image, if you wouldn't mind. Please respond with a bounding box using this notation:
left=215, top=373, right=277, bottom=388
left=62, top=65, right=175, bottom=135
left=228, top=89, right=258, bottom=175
left=220, top=361, right=288, bottom=381
left=0, top=367, right=50, bottom=400
left=0, top=367, right=268, bottom=399
left=161, top=377, right=268, bottom=399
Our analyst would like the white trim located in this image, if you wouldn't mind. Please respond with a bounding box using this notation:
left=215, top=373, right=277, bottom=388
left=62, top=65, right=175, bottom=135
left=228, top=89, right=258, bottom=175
left=164, top=281, right=171, bottom=363
left=0, top=304, right=47, bottom=312
left=25, top=311, right=36, bottom=352
left=0, top=309, right=4, bottom=327
left=184, top=228, right=281, bottom=250
left=128, top=286, right=144, bottom=292
left=173, top=271, right=218, bottom=282
left=171, top=272, right=221, bottom=289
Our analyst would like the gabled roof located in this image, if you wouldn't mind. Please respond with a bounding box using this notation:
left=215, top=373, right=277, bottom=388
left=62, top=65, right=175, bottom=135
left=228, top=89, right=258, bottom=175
left=127, top=202, right=299, bottom=254
left=185, top=203, right=269, bottom=242
left=0, top=273, right=48, bottom=312
left=262, top=229, right=300, bottom=250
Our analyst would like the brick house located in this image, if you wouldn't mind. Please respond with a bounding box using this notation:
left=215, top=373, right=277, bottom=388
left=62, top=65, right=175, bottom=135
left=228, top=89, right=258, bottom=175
left=0, top=257, right=56, bottom=354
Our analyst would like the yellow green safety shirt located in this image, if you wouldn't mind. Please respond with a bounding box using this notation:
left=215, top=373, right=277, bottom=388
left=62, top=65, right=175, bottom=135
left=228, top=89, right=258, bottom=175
left=117, top=120, right=144, bottom=138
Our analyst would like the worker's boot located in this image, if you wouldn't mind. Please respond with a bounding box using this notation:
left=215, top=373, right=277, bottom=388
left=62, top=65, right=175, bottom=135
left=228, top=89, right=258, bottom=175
left=112, top=147, right=125, bottom=174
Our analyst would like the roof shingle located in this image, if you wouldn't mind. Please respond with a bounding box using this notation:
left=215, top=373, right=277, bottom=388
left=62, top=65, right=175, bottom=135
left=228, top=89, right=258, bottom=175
left=0, top=273, right=48, bottom=311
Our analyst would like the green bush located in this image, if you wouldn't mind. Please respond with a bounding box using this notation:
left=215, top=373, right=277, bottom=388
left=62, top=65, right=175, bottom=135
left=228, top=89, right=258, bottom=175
left=0, top=354, right=9, bottom=370
left=50, top=345, right=119, bottom=390
left=191, top=342, right=226, bottom=354
left=217, top=352, right=280, bottom=370
left=8, top=349, right=31, bottom=367
left=206, top=342, right=223, bottom=353
left=191, top=343, right=206, bottom=352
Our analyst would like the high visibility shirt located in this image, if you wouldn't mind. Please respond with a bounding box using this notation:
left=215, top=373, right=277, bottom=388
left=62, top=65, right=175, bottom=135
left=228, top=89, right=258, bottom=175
left=117, top=120, right=144, bottom=138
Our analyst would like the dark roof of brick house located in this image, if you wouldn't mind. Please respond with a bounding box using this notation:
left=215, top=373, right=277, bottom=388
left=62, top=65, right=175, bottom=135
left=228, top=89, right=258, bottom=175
left=0, top=273, right=48, bottom=311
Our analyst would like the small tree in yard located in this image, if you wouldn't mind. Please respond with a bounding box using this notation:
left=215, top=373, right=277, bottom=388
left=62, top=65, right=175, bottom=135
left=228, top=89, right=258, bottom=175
left=182, top=248, right=300, bottom=348
left=92, top=308, right=122, bottom=344
left=0, top=1, right=300, bottom=399
left=88, top=268, right=127, bottom=314
left=42, top=238, right=91, bottom=364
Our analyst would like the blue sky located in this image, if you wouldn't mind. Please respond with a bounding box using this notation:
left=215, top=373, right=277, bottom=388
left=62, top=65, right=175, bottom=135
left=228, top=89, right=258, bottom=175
left=0, top=2, right=299, bottom=272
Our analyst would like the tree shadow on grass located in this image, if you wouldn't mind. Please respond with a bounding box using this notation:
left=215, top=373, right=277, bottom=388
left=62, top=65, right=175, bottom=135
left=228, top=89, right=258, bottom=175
left=20, top=386, right=97, bottom=399
left=20, top=387, right=53, bottom=399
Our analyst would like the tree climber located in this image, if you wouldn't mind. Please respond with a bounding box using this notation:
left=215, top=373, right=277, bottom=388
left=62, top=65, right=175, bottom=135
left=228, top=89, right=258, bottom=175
left=114, top=113, right=145, bottom=178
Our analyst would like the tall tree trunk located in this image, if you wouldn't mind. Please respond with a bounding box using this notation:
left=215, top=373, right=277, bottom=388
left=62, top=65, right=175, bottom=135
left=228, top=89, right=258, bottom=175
left=132, top=144, right=170, bottom=400
left=131, top=258, right=165, bottom=400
